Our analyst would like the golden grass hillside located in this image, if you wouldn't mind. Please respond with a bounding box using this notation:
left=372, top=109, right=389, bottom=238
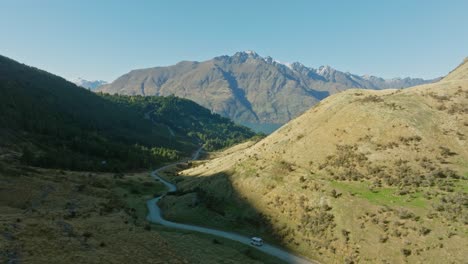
left=443, top=57, right=468, bottom=81
left=162, top=60, right=468, bottom=263
left=0, top=155, right=285, bottom=264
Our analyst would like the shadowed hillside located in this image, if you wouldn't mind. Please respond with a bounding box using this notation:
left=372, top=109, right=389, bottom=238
left=100, top=94, right=256, bottom=151
left=0, top=55, right=255, bottom=171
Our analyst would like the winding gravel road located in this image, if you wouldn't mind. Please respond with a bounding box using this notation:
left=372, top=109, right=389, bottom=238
left=146, top=147, right=316, bottom=264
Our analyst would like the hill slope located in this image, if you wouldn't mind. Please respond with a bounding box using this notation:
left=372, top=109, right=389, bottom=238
left=443, top=57, right=468, bottom=81
left=0, top=55, right=254, bottom=171
left=98, top=51, right=437, bottom=125
left=164, top=60, right=468, bottom=263
left=100, top=94, right=256, bottom=151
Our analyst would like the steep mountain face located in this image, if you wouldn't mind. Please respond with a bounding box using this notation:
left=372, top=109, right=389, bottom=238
left=73, top=78, right=107, bottom=90
left=164, top=60, right=468, bottom=263
left=98, top=51, right=437, bottom=124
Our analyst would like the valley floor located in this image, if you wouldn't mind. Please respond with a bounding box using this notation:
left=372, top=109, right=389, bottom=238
left=0, top=160, right=285, bottom=264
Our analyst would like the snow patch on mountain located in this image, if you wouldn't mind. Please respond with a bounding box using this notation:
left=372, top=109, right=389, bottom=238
left=73, top=78, right=108, bottom=90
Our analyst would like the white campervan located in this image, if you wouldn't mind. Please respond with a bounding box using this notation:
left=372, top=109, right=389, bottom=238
left=250, top=237, right=263, bottom=246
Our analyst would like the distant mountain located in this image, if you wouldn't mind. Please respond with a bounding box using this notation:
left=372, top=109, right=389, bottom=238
left=98, top=51, right=438, bottom=125
left=73, top=77, right=107, bottom=90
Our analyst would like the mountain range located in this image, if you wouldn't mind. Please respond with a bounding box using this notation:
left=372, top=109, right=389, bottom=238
left=73, top=77, right=107, bottom=90
left=98, top=51, right=439, bottom=126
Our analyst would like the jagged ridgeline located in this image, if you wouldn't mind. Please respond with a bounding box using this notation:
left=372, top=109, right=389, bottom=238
left=0, top=55, right=255, bottom=172
left=98, top=51, right=438, bottom=126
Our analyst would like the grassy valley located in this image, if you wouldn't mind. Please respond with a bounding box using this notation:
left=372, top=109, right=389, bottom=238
left=0, top=55, right=276, bottom=263
left=2, top=2, right=466, bottom=264
left=0, top=157, right=284, bottom=264
left=1, top=55, right=466, bottom=263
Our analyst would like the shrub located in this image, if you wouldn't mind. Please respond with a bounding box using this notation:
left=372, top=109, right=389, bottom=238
left=419, top=226, right=431, bottom=236
left=379, top=235, right=388, bottom=243
left=432, top=168, right=459, bottom=179
left=360, top=95, right=384, bottom=103
left=82, top=232, right=93, bottom=239
left=401, top=248, right=412, bottom=257
left=330, top=189, right=341, bottom=198
left=428, top=92, right=450, bottom=101
left=436, top=104, right=447, bottom=111
left=398, top=209, right=415, bottom=219
left=113, top=173, right=125, bottom=179
left=341, top=229, right=351, bottom=242
left=439, top=146, right=457, bottom=157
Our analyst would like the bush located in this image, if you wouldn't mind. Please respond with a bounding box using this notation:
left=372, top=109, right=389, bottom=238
left=432, top=168, right=459, bottom=179
left=428, top=92, right=450, bottom=101
left=330, top=189, right=342, bottom=198
left=379, top=235, right=388, bottom=243
left=439, top=147, right=457, bottom=157
left=82, top=232, right=93, bottom=239
left=130, top=188, right=141, bottom=194
left=401, top=248, right=412, bottom=257
left=398, top=209, right=415, bottom=219
left=341, top=229, right=350, bottom=242
left=360, top=95, right=384, bottom=103
left=436, top=104, right=447, bottom=111
left=419, top=226, right=431, bottom=236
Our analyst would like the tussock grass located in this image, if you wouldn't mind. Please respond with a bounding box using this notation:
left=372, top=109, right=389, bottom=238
left=174, top=73, right=468, bottom=263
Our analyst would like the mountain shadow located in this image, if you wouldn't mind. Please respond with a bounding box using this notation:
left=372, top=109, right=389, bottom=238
left=219, top=68, right=260, bottom=122
left=305, top=89, right=330, bottom=100
left=156, top=163, right=317, bottom=264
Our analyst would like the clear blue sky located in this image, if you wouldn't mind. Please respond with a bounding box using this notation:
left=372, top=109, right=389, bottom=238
left=1, top=0, right=467, bottom=81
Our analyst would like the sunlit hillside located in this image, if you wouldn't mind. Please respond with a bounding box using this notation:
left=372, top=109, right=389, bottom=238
left=166, top=59, right=468, bottom=263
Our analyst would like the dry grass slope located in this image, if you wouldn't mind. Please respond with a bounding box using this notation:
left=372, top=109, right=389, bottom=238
left=0, top=156, right=285, bottom=264
left=163, top=59, right=468, bottom=263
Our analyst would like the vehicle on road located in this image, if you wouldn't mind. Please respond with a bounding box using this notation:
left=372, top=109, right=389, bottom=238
left=250, top=237, right=263, bottom=246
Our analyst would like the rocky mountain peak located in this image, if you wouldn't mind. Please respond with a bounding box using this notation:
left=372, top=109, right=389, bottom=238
left=316, top=65, right=336, bottom=76
left=233, top=50, right=261, bottom=59
left=72, top=78, right=107, bottom=90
